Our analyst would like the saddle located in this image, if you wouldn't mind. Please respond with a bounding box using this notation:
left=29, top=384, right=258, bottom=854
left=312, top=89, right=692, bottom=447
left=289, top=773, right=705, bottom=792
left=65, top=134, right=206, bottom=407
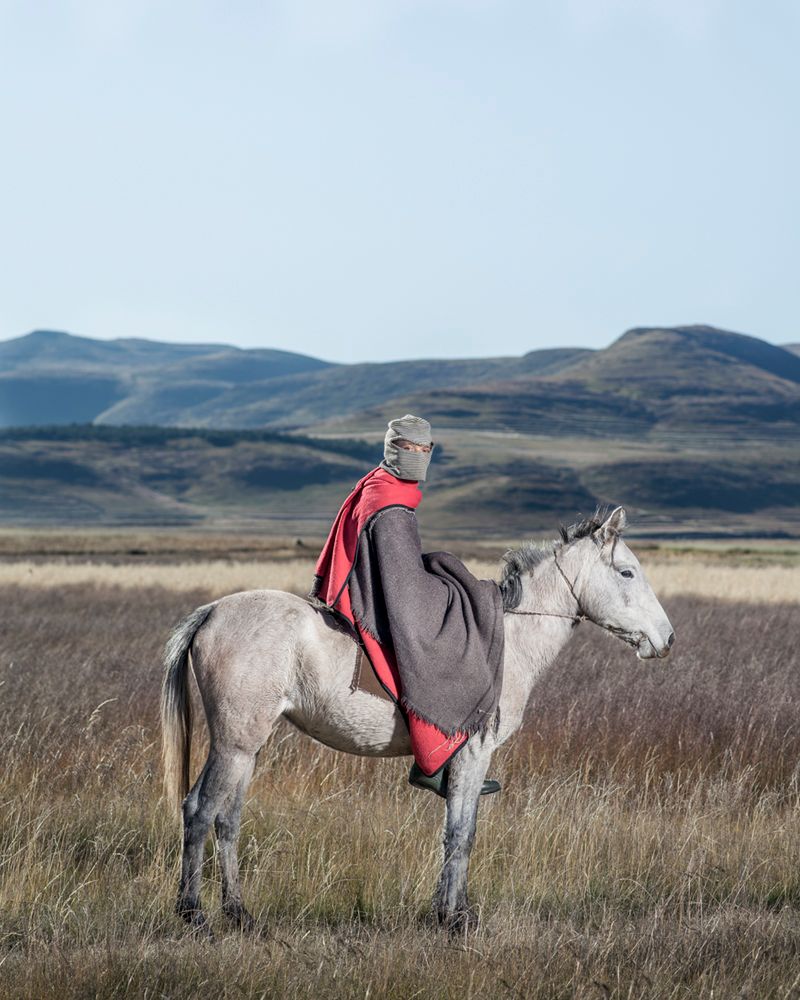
left=350, top=646, right=393, bottom=703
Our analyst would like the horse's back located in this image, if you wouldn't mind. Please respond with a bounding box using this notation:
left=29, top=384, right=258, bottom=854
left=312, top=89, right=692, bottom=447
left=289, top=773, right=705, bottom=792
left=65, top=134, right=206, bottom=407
left=188, top=590, right=337, bottom=747
left=189, top=587, right=411, bottom=758
left=197, top=587, right=348, bottom=651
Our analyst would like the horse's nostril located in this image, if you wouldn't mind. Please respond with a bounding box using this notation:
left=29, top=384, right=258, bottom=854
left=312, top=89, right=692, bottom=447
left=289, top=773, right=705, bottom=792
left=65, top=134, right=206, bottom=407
left=667, top=631, right=675, bottom=648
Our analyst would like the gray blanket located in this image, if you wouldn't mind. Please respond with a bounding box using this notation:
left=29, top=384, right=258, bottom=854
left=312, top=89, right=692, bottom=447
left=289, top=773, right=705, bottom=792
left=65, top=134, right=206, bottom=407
left=348, top=506, right=504, bottom=736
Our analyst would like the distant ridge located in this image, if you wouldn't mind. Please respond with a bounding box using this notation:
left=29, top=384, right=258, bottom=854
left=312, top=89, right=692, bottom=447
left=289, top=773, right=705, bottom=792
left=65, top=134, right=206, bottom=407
left=1, top=325, right=799, bottom=533
left=367, top=325, right=800, bottom=437
left=0, top=329, right=333, bottom=427
left=1, top=325, right=799, bottom=437
left=0, top=328, right=589, bottom=429
left=0, top=329, right=233, bottom=368
left=0, top=329, right=332, bottom=375
left=612, top=325, right=800, bottom=384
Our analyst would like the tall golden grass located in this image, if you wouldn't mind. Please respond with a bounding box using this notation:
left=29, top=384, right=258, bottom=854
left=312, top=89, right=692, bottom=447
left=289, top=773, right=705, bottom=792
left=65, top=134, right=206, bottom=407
left=1, top=567, right=799, bottom=997
left=1, top=555, right=798, bottom=604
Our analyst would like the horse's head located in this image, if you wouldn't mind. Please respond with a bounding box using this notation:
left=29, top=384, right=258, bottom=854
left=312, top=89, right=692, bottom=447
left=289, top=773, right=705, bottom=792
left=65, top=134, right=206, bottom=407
left=560, top=506, right=674, bottom=659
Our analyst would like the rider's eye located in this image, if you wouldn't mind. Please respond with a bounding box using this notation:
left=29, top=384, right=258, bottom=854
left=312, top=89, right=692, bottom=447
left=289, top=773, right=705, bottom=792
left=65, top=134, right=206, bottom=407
left=620, top=569, right=635, bottom=579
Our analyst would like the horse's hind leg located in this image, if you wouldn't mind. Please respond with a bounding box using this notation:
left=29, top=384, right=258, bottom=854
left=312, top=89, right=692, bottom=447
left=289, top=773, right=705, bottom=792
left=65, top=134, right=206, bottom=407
left=215, top=750, right=256, bottom=931
left=177, top=747, right=252, bottom=935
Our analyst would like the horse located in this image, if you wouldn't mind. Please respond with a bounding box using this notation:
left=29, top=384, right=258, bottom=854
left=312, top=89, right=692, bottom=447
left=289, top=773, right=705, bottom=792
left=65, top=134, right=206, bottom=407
left=161, top=506, right=674, bottom=936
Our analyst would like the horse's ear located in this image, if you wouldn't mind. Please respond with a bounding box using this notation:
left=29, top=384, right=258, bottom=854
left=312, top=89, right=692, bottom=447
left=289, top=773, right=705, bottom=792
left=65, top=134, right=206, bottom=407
left=599, top=506, right=626, bottom=542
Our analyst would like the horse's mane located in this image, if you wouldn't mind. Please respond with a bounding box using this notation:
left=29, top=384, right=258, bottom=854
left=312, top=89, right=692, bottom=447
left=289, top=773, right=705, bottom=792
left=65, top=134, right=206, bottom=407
left=499, top=507, right=613, bottom=611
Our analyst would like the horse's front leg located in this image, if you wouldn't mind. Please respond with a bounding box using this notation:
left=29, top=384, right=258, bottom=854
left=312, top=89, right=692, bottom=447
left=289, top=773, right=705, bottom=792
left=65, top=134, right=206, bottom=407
left=434, top=735, right=493, bottom=935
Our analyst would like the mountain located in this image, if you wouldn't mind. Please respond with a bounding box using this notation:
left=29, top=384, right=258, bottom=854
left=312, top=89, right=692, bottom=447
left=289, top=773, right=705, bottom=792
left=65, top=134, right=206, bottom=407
left=0, top=329, right=589, bottom=429
left=2, top=324, right=799, bottom=534
left=0, top=329, right=230, bottom=370
left=551, top=325, right=800, bottom=390
left=784, top=344, right=800, bottom=358
left=0, top=329, right=332, bottom=376
left=3, top=324, right=800, bottom=438
left=2, top=326, right=798, bottom=440
left=0, top=329, right=336, bottom=427
left=355, top=325, right=800, bottom=438
left=134, top=348, right=588, bottom=429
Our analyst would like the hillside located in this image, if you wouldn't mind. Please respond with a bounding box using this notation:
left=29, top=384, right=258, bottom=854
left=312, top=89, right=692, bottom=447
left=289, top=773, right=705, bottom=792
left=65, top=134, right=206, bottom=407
left=0, top=329, right=332, bottom=378
left=3, top=325, right=800, bottom=439
left=0, top=330, right=334, bottom=427
left=0, top=424, right=797, bottom=537
left=0, top=329, right=589, bottom=429
left=345, top=326, right=800, bottom=438
left=566, top=325, right=800, bottom=390
left=153, top=348, right=587, bottom=430
left=0, top=426, right=374, bottom=528
left=1, top=325, right=799, bottom=536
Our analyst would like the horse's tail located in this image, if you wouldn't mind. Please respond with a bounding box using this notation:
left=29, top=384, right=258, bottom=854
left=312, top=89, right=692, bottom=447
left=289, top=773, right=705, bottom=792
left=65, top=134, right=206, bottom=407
left=161, top=603, right=216, bottom=810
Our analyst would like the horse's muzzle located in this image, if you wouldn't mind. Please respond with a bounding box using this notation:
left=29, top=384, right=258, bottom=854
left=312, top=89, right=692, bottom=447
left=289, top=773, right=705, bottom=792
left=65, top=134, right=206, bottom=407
left=637, top=630, right=675, bottom=660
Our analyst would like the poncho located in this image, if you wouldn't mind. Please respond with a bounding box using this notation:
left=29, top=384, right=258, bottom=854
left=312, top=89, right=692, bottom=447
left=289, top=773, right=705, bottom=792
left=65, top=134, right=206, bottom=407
left=312, top=467, right=504, bottom=776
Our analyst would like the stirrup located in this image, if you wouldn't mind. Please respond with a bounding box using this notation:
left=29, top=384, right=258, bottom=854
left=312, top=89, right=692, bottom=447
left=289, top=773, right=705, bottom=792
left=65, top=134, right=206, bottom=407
left=408, top=763, right=501, bottom=798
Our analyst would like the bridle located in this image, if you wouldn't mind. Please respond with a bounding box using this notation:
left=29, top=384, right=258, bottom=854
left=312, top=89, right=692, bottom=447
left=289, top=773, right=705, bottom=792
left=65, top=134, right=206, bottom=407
left=506, top=551, right=592, bottom=625
left=505, top=547, right=588, bottom=625
left=505, top=543, right=642, bottom=648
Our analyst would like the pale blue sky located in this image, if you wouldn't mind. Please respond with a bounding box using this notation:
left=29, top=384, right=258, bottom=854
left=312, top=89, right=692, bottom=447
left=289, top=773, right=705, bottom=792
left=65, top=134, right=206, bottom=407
left=0, top=1, right=797, bottom=362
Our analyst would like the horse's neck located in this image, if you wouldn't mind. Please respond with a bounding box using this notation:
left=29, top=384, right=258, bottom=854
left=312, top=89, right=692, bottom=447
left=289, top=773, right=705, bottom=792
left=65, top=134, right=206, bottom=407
left=503, top=553, right=580, bottom=706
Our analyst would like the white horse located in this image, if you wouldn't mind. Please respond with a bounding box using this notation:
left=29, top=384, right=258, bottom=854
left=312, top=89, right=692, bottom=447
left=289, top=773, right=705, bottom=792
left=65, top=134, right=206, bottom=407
left=161, top=506, right=674, bottom=936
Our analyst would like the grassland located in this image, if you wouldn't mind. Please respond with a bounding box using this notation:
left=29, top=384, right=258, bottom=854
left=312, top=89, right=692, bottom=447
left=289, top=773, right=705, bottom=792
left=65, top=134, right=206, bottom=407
left=1, top=536, right=799, bottom=998
left=2, top=553, right=800, bottom=606
left=1, top=529, right=798, bottom=602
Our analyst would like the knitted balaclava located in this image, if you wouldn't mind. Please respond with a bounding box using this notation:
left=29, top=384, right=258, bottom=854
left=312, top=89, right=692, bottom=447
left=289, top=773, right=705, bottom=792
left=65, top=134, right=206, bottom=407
left=380, top=414, right=433, bottom=482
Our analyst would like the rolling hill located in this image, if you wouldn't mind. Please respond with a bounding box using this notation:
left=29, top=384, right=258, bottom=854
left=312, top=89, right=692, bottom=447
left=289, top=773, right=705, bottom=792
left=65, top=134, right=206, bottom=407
left=0, top=329, right=589, bottom=429
left=1, top=325, right=798, bottom=535
left=0, top=330, right=334, bottom=427
left=3, top=325, right=798, bottom=439
left=352, top=326, right=800, bottom=438
left=0, top=423, right=796, bottom=537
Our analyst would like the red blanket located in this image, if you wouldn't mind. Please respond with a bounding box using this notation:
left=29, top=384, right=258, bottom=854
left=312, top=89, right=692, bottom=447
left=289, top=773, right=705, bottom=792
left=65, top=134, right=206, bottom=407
left=313, top=467, right=467, bottom=776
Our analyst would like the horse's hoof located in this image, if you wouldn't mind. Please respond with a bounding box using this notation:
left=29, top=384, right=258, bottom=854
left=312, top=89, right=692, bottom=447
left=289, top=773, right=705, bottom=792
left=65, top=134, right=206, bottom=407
left=439, top=905, right=480, bottom=937
left=223, top=903, right=258, bottom=935
left=177, top=903, right=215, bottom=940
left=193, top=916, right=215, bottom=941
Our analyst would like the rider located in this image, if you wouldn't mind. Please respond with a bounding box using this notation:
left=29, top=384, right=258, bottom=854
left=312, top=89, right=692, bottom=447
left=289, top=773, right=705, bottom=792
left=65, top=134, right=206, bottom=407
left=311, top=415, right=503, bottom=797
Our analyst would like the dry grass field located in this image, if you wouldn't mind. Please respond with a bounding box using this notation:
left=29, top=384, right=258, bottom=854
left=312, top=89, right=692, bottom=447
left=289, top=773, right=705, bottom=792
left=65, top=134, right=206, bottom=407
left=2, top=551, right=800, bottom=604
left=1, top=538, right=799, bottom=998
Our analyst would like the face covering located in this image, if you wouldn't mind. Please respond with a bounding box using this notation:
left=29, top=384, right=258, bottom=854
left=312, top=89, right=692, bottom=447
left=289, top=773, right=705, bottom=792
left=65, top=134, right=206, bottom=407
left=380, top=414, right=433, bottom=482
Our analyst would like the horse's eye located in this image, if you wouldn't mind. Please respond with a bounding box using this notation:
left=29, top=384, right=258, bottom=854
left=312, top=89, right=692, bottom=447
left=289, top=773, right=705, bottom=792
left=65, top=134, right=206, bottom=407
left=620, top=569, right=635, bottom=579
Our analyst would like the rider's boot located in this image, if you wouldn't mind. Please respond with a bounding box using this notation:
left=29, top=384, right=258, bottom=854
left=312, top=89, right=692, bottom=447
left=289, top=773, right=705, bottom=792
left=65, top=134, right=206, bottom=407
left=408, top=762, right=501, bottom=798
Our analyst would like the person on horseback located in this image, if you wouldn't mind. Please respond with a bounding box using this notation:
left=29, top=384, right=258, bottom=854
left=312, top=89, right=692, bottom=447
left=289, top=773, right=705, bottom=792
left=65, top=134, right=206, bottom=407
left=311, top=414, right=503, bottom=797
